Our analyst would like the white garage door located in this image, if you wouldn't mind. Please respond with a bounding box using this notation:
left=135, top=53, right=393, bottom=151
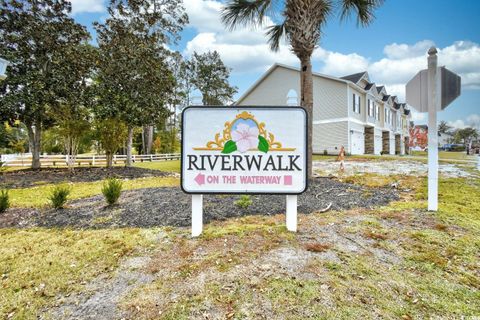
left=351, top=131, right=364, bottom=155
left=374, top=135, right=382, bottom=155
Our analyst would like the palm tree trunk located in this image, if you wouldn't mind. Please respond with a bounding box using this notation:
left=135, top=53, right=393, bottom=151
left=299, top=54, right=314, bottom=181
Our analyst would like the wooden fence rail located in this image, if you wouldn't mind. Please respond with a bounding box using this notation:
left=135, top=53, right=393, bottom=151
left=2, top=153, right=181, bottom=167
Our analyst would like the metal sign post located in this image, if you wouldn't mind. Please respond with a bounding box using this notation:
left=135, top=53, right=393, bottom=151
left=406, top=46, right=461, bottom=212
left=427, top=48, right=439, bottom=211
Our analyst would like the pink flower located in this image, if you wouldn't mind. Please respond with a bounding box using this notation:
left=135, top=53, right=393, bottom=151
left=231, top=123, right=259, bottom=153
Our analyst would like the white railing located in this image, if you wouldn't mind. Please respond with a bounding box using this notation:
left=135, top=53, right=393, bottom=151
left=1, top=153, right=32, bottom=163
left=2, top=153, right=181, bottom=167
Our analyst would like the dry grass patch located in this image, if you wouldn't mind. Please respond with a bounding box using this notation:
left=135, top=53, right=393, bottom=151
left=363, top=229, right=389, bottom=241
left=304, top=242, right=332, bottom=252
left=0, top=228, right=155, bottom=319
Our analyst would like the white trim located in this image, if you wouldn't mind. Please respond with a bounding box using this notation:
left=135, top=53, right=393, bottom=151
left=313, top=117, right=365, bottom=126
left=350, top=128, right=364, bottom=133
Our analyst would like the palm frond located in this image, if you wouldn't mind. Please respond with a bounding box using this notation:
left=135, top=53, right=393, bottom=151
left=340, top=0, right=384, bottom=27
left=221, top=0, right=273, bottom=31
left=265, top=22, right=286, bottom=52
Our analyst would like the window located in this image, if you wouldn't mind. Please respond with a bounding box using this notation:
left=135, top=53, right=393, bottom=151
left=353, top=93, right=360, bottom=113
left=375, top=104, right=380, bottom=121
left=368, top=99, right=374, bottom=117
left=385, top=107, right=391, bottom=125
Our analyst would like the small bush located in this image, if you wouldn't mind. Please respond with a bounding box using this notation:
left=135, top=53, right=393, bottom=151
left=323, top=149, right=328, bottom=155
left=102, top=178, right=123, bottom=205
left=235, top=195, right=253, bottom=209
left=0, top=190, right=9, bottom=213
left=49, top=185, right=71, bottom=209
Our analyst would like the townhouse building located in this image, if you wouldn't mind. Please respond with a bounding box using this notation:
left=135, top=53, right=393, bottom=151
left=236, top=63, right=411, bottom=155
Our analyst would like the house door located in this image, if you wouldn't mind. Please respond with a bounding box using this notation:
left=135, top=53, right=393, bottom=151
left=351, top=131, right=364, bottom=155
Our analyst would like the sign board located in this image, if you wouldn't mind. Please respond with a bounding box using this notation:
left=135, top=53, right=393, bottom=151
left=406, top=66, right=461, bottom=112
left=181, top=107, right=307, bottom=194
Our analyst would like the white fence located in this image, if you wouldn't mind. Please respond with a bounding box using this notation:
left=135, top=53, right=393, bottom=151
left=2, top=153, right=180, bottom=167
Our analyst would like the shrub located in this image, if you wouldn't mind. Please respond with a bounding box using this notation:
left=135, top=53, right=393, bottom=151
left=102, top=178, right=123, bottom=205
left=0, top=190, right=9, bottom=213
left=235, top=195, right=253, bottom=209
left=323, top=149, right=328, bottom=155
left=49, top=185, right=71, bottom=209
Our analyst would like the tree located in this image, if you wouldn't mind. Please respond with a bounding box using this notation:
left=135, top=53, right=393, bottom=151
left=54, top=44, right=97, bottom=170
left=454, top=127, right=478, bottom=153
left=222, top=0, right=383, bottom=179
left=0, top=0, right=91, bottom=169
left=94, top=0, right=187, bottom=166
left=95, top=118, right=128, bottom=168
left=189, top=51, right=237, bottom=105
left=438, top=121, right=452, bottom=134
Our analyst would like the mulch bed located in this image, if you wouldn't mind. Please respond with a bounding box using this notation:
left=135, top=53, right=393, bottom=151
left=0, top=166, right=173, bottom=189
left=0, top=177, right=399, bottom=229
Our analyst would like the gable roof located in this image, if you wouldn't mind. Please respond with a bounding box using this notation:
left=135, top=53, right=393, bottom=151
left=235, top=63, right=349, bottom=105
left=340, top=71, right=368, bottom=84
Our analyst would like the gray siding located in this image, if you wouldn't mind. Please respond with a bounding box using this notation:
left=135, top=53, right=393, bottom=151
left=239, top=67, right=300, bottom=106
left=238, top=65, right=348, bottom=122
left=313, top=77, right=348, bottom=121
left=313, top=122, right=348, bottom=154
left=348, top=86, right=365, bottom=122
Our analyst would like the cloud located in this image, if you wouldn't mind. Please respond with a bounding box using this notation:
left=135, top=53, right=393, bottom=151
left=466, top=114, right=480, bottom=129
left=183, top=0, right=298, bottom=73
left=185, top=33, right=298, bottom=73
left=183, top=1, right=480, bottom=104
left=318, top=51, right=369, bottom=76
left=447, top=114, right=480, bottom=130
left=411, top=110, right=426, bottom=122
left=184, top=0, right=224, bottom=33
left=383, top=40, right=435, bottom=60
left=70, top=0, right=105, bottom=15
left=447, top=119, right=468, bottom=130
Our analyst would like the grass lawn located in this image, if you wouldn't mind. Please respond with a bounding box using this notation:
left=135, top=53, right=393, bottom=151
left=1, top=159, right=480, bottom=318
left=0, top=228, right=158, bottom=319
left=133, top=160, right=180, bottom=173
left=118, top=175, right=480, bottom=319
left=411, top=150, right=477, bottom=161
left=9, top=176, right=179, bottom=208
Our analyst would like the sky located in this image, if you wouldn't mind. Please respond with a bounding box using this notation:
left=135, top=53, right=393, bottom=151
left=71, top=0, right=480, bottom=130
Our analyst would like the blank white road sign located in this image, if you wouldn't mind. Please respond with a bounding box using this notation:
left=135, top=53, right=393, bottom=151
left=181, top=107, right=307, bottom=194
left=406, top=66, right=461, bottom=112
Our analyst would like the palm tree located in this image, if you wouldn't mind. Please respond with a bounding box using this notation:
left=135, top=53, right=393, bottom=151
left=222, top=0, right=383, bottom=179
left=438, top=120, right=452, bottom=134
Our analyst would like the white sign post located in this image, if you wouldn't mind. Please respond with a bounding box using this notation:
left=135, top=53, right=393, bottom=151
left=427, top=48, right=439, bottom=211
left=406, top=47, right=461, bottom=211
left=181, top=107, right=308, bottom=236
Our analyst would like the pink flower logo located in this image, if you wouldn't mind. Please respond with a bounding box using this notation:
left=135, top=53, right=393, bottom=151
left=231, top=123, right=259, bottom=153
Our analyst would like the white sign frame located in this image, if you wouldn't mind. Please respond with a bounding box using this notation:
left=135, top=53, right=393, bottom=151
left=181, top=106, right=308, bottom=195
left=181, top=106, right=308, bottom=237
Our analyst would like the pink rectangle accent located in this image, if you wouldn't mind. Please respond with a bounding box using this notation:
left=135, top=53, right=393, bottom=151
left=284, top=175, right=292, bottom=185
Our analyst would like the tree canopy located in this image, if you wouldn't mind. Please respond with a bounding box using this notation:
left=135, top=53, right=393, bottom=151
left=0, top=0, right=91, bottom=168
